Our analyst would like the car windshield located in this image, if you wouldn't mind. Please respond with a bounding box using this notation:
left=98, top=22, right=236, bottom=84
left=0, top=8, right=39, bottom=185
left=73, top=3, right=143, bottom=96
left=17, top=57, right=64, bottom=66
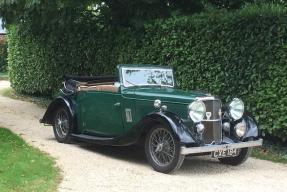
left=122, top=67, right=174, bottom=87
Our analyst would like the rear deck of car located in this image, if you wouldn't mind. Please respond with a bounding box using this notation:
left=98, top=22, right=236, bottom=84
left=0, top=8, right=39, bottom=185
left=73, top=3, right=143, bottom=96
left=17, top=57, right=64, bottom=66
left=64, top=75, right=119, bottom=93
left=77, top=83, right=119, bottom=92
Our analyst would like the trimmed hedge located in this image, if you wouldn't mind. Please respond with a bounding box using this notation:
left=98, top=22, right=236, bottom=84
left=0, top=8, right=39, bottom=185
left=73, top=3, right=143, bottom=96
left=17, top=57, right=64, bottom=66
left=7, top=4, right=287, bottom=141
left=8, top=25, right=138, bottom=94
left=0, top=36, right=7, bottom=72
left=133, top=5, right=287, bottom=141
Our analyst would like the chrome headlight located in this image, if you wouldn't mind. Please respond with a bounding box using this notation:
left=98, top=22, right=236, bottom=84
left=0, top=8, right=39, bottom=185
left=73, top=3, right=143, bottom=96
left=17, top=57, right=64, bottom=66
left=188, top=100, right=206, bottom=123
left=234, top=122, right=246, bottom=137
left=229, top=98, right=244, bottom=120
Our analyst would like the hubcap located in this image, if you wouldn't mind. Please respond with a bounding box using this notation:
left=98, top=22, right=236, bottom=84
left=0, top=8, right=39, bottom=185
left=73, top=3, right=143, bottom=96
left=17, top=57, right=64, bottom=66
left=149, top=128, right=175, bottom=166
left=55, top=110, right=69, bottom=139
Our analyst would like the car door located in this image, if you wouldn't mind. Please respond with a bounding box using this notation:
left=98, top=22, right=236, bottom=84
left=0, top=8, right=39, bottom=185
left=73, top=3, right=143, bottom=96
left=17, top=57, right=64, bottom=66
left=77, top=91, right=124, bottom=137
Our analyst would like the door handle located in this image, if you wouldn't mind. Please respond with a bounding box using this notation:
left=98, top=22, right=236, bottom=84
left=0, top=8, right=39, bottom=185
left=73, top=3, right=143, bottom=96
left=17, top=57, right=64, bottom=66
left=114, top=102, right=121, bottom=107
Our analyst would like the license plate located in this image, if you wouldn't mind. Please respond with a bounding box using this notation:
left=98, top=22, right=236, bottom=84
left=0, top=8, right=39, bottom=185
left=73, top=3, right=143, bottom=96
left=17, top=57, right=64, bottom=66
left=211, top=148, right=239, bottom=158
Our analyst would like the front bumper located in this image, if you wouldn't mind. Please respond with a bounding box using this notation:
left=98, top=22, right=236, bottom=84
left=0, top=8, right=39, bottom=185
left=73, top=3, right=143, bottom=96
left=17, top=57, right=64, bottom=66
left=181, top=138, right=263, bottom=155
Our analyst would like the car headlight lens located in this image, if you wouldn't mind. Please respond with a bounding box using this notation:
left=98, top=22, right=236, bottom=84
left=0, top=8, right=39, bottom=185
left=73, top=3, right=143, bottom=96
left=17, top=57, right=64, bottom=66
left=234, top=122, right=246, bottom=137
left=229, top=98, right=244, bottom=120
left=188, top=100, right=206, bottom=123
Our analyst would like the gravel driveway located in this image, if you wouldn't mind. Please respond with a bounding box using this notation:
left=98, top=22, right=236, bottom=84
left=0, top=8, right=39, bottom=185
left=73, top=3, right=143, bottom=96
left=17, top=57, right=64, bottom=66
left=1, top=80, right=287, bottom=192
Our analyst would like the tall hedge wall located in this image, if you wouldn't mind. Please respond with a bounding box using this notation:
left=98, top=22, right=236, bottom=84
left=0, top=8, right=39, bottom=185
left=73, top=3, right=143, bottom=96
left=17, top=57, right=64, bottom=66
left=8, top=4, right=287, bottom=141
left=0, top=36, right=7, bottom=72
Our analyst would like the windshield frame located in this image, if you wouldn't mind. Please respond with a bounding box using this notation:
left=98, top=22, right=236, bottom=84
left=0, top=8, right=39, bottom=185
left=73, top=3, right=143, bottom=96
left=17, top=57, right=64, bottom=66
left=120, top=66, right=175, bottom=88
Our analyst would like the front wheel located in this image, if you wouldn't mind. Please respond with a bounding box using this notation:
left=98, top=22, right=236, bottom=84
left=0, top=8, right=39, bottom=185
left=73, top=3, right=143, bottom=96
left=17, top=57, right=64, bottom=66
left=53, top=106, right=73, bottom=143
left=145, top=124, right=185, bottom=173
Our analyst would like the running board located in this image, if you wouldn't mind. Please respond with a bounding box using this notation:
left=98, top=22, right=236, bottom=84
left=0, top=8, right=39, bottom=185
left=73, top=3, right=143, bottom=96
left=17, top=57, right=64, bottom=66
left=71, top=134, right=115, bottom=144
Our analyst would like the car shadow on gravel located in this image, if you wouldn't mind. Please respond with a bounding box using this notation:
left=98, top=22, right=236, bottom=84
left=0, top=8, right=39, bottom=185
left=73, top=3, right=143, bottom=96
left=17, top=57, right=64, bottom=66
left=76, top=142, right=250, bottom=175
left=78, top=143, right=148, bottom=165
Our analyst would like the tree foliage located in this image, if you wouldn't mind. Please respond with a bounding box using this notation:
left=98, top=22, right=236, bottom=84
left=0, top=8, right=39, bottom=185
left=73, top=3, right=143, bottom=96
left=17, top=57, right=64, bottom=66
left=0, top=0, right=95, bottom=35
left=0, top=0, right=203, bottom=29
left=2, top=0, right=278, bottom=30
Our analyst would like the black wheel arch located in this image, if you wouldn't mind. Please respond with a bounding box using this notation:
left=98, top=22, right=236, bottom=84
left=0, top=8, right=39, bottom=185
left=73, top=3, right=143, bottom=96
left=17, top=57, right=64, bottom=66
left=242, top=114, right=259, bottom=140
left=136, top=111, right=196, bottom=146
left=40, top=96, right=76, bottom=126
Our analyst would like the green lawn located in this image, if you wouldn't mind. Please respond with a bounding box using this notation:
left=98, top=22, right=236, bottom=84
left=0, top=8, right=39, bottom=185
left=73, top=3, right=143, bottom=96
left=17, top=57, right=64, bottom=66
left=252, top=143, right=287, bottom=164
left=252, top=139, right=287, bottom=164
left=0, top=128, right=60, bottom=192
left=0, top=71, right=9, bottom=80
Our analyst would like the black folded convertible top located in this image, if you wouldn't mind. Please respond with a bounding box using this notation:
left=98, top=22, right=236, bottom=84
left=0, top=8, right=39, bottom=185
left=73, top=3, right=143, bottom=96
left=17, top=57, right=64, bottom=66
left=64, top=75, right=118, bottom=83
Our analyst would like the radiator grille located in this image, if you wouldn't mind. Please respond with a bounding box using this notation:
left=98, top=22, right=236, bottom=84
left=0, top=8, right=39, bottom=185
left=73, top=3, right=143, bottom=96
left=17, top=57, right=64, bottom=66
left=201, top=99, right=222, bottom=144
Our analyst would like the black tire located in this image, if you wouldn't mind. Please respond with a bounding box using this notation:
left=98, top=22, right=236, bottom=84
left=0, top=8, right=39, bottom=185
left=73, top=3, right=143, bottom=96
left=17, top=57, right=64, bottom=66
left=53, top=106, right=73, bottom=143
left=218, top=144, right=252, bottom=166
left=145, top=124, right=185, bottom=173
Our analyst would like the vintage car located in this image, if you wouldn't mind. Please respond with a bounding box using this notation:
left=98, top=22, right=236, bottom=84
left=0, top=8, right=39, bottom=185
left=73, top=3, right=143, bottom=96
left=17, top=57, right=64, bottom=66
left=40, top=64, right=263, bottom=173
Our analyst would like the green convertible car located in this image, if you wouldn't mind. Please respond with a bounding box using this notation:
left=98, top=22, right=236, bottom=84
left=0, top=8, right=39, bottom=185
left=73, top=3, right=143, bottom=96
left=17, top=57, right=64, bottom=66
left=40, top=64, right=262, bottom=173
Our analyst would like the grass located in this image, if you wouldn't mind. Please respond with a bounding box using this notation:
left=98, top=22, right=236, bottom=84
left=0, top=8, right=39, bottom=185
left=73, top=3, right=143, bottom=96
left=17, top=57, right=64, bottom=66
left=0, top=87, right=51, bottom=108
left=0, top=128, right=61, bottom=192
left=0, top=71, right=9, bottom=80
left=251, top=142, right=287, bottom=164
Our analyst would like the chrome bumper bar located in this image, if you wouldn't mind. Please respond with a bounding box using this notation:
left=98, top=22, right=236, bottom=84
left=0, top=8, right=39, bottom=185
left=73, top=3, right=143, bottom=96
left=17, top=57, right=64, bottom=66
left=181, top=139, right=263, bottom=155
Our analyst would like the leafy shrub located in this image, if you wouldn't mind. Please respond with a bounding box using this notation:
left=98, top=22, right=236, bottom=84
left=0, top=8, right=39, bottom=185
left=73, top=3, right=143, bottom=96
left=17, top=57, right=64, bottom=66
left=8, top=25, right=138, bottom=95
left=0, top=36, right=7, bottom=72
left=7, top=4, right=287, bottom=141
left=139, top=5, right=287, bottom=141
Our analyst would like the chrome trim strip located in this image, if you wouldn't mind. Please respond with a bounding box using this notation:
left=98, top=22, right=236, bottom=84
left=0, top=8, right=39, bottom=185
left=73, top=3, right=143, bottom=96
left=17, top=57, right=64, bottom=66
left=202, top=119, right=221, bottom=122
left=196, top=97, right=216, bottom=101
left=180, top=139, right=263, bottom=155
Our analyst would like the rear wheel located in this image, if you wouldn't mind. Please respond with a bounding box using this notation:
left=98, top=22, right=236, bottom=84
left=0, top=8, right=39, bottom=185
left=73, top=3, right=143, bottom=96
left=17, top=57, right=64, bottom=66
left=145, top=124, right=185, bottom=173
left=53, top=106, right=73, bottom=143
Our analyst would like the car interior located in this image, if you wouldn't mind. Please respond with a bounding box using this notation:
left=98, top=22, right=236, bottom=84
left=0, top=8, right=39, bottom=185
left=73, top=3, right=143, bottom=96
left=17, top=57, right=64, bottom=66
left=63, top=75, right=120, bottom=94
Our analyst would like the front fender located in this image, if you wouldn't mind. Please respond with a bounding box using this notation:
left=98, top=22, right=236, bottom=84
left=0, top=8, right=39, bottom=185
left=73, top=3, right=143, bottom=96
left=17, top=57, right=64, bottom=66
left=40, top=96, right=75, bottom=125
left=140, top=111, right=196, bottom=145
left=242, top=115, right=259, bottom=139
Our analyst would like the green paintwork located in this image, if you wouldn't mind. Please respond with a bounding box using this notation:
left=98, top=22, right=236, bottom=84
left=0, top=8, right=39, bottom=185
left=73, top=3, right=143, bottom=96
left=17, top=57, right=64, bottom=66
left=74, top=65, right=210, bottom=137
left=127, top=87, right=208, bottom=104
left=120, top=87, right=208, bottom=132
left=76, top=91, right=123, bottom=136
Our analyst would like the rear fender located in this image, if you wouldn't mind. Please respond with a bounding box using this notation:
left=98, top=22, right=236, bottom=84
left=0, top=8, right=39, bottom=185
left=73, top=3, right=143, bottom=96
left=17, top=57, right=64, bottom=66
left=40, top=96, right=75, bottom=125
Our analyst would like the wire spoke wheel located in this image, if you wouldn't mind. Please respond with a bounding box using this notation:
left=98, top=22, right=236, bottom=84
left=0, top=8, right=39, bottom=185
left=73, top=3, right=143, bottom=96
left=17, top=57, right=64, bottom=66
left=149, top=128, right=176, bottom=167
left=145, top=125, right=185, bottom=173
left=54, top=109, right=69, bottom=139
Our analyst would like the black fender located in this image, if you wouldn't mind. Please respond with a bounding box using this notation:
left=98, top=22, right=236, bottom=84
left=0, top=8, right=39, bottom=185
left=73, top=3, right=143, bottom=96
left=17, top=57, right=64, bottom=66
left=242, top=114, right=259, bottom=140
left=135, top=111, right=196, bottom=145
left=40, top=96, right=75, bottom=125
